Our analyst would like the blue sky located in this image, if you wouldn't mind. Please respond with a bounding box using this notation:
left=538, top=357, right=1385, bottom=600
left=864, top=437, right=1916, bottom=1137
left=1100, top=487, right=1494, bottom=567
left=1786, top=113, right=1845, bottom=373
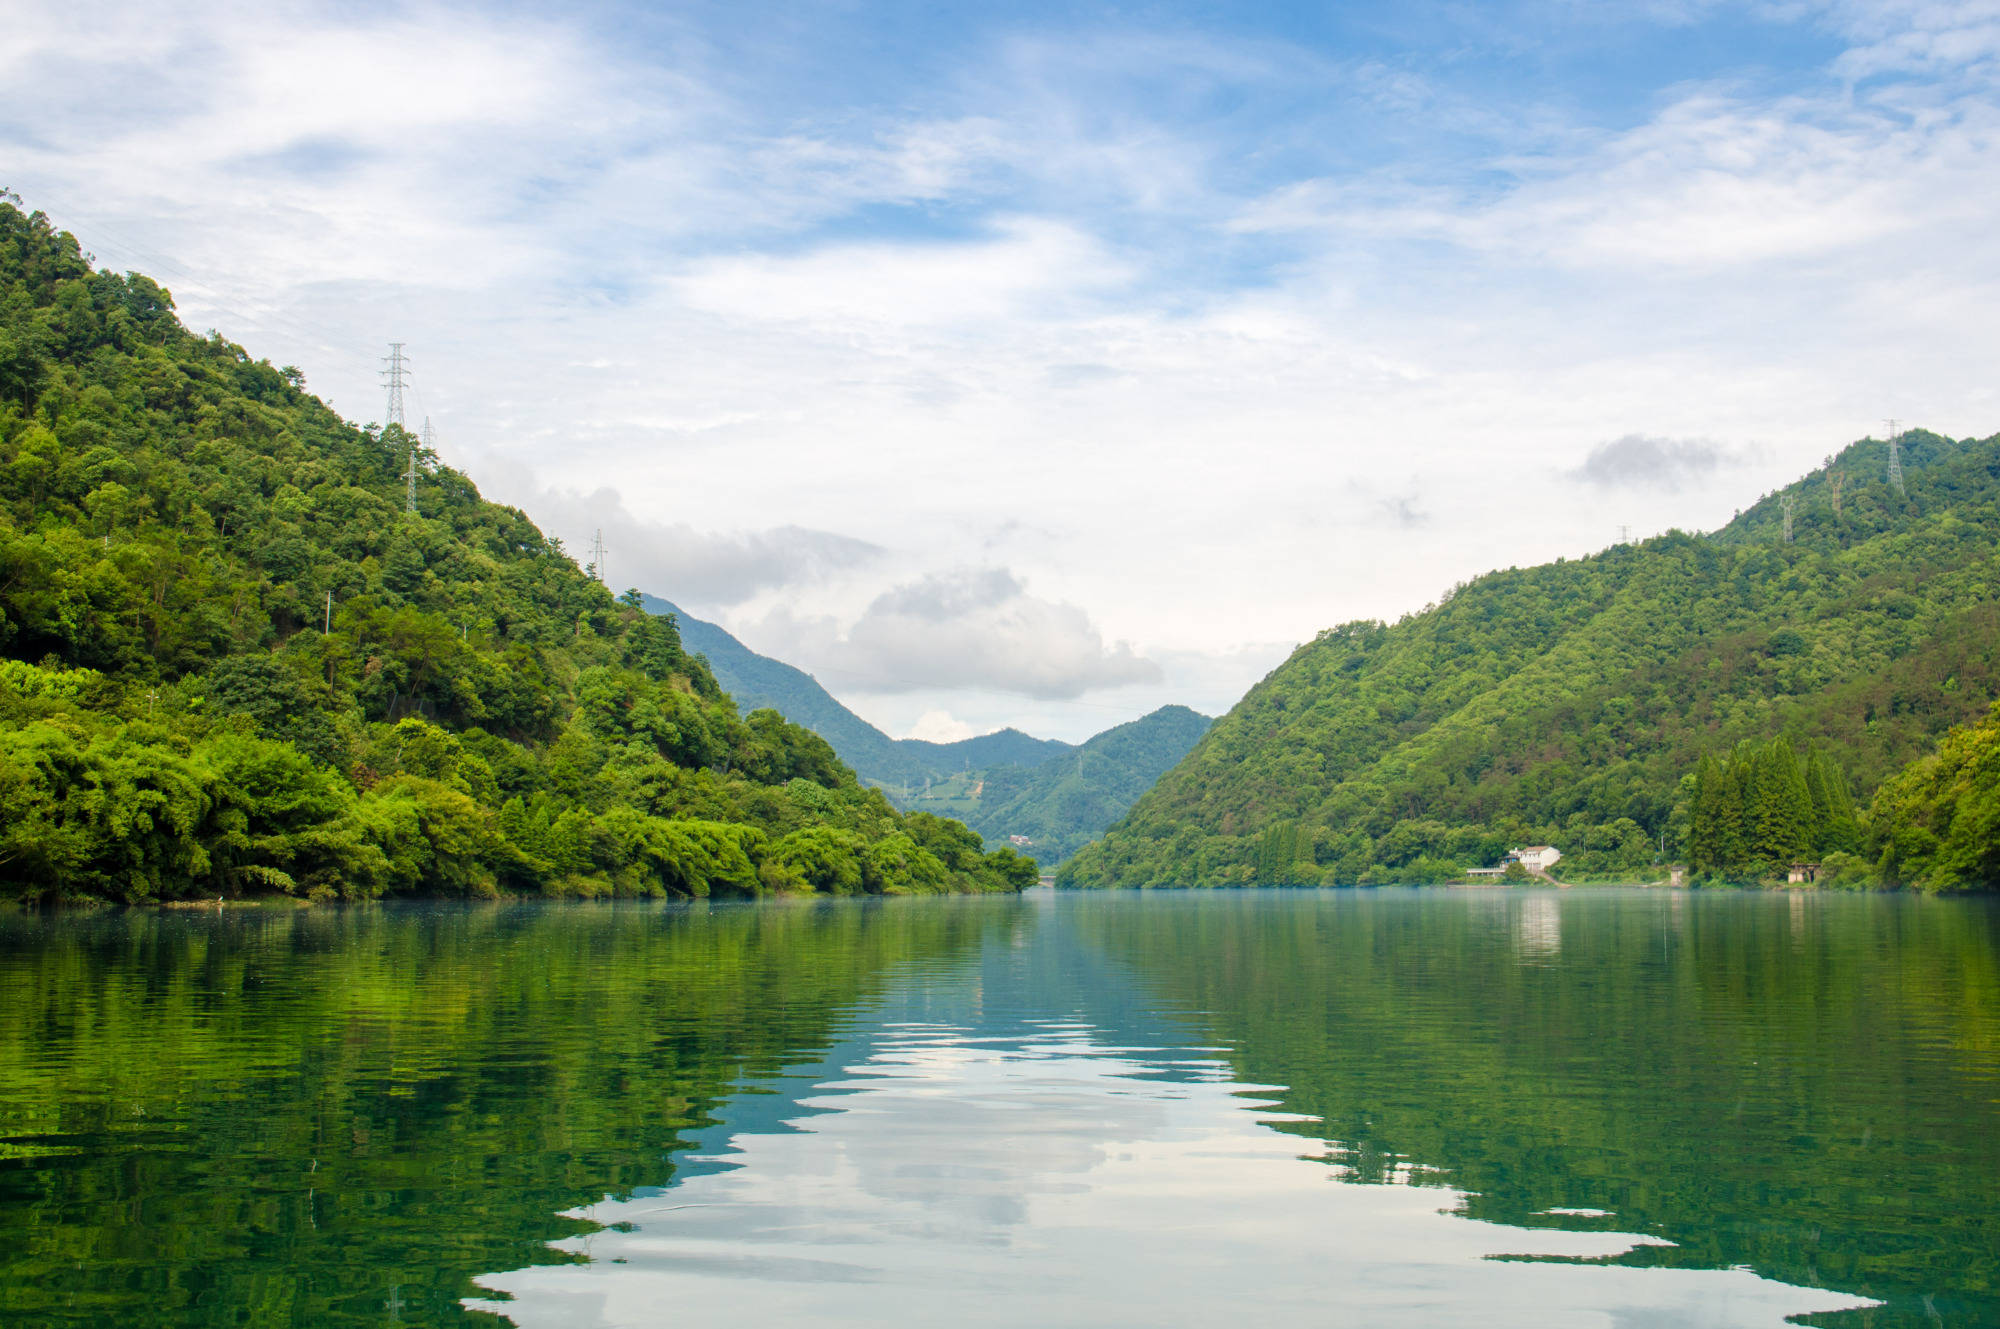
left=5, top=0, right=1999, bottom=739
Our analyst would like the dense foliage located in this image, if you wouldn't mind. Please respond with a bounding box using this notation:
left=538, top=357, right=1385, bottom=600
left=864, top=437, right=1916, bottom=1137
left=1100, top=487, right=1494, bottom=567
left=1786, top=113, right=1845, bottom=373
left=952, top=705, right=1210, bottom=867
left=1063, top=427, right=2000, bottom=890
left=1869, top=701, right=2000, bottom=893
left=0, top=202, right=1034, bottom=903
left=1686, top=740, right=1858, bottom=880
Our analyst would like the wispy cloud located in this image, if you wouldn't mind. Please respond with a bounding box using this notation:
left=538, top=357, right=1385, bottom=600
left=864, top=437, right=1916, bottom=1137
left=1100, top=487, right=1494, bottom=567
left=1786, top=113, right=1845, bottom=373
left=8, top=0, right=2000, bottom=737
left=1570, top=435, right=1760, bottom=491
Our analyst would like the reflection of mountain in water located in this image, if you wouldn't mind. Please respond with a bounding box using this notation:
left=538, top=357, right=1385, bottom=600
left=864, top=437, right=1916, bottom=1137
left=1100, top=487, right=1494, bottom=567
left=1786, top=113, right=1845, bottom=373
left=1061, top=888, right=2000, bottom=1328
left=477, top=891, right=1962, bottom=1328
left=0, top=898, right=1022, bottom=1328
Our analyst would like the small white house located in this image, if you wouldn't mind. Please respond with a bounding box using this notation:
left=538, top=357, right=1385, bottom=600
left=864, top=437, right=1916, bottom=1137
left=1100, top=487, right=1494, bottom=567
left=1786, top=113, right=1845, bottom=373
left=1507, top=845, right=1562, bottom=872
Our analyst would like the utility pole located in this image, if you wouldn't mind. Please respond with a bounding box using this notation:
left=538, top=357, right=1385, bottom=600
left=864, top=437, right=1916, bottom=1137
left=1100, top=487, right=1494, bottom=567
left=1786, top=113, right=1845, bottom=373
left=589, top=529, right=607, bottom=584
left=1779, top=494, right=1796, bottom=543
left=1883, top=418, right=1905, bottom=496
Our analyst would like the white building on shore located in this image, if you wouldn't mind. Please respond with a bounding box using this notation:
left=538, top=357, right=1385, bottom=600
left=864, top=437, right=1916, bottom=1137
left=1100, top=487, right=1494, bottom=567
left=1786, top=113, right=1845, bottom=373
left=1506, top=845, right=1562, bottom=872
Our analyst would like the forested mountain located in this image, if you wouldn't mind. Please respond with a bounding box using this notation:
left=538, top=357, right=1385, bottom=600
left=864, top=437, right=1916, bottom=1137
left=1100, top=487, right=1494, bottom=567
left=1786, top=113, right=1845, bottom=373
left=1062, top=428, right=2000, bottom=891
left=953, top=705, right=1210, bottom=867
left=640, top=595, right=1073, bottom=791
left=0, top=201, right=1035, bottom=903
left=633, top=600, right=1206, bottom=867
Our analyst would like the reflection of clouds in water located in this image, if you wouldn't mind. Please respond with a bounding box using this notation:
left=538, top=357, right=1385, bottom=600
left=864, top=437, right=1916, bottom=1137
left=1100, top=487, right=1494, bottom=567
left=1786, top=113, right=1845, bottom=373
left=1515, top=895, right=1563, bottom=960
left=471, top=1019, right=1873, bottom=1328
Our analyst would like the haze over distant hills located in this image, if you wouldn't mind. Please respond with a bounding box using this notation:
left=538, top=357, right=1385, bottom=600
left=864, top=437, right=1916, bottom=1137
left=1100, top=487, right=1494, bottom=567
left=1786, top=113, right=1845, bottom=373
left=642, top=596, right=1209, bottom=865
left=641, top=596, right=1072, bottom=789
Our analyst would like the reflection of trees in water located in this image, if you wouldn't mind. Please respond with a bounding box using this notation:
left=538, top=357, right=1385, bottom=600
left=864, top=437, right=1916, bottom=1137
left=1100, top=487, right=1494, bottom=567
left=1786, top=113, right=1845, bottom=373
left=0, top=899, right=1023, bottom=1327
left=1066, top=888, right=2000, bottom=1326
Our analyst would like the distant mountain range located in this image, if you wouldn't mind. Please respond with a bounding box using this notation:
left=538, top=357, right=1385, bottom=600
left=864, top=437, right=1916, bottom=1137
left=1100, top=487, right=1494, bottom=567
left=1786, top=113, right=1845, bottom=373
left=954, top=705, right=1212, bottom=865
left=641, top=596, right=1209, bottom=865
left=640, top=596, right=1072, bottom=789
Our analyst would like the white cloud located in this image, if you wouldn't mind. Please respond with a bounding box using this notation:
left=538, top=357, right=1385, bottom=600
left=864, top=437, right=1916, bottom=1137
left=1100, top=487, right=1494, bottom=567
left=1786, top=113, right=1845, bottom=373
left=470, top=460, right=883, bottom=606
left=8, top=0, right=2000, bottom=741
left=673, top=218, right=1132, bottom=329
left=750, top=569, right=1162, bottom=701
left=902, top=709, right=979, bottom=742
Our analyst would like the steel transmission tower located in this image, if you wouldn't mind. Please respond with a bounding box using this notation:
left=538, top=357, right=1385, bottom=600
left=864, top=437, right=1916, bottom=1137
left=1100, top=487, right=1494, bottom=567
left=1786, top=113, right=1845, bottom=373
left=1883, top=418, right=1905, bottom=496
left=382, top=343, right=410, bottom=428
left=590, top=529, right=607, bottom=584
left=382, top=343, right=418, bottom=515
left=1779, top=494, right=1796, bottom=543
left=407, top=417, right=434, bottom=515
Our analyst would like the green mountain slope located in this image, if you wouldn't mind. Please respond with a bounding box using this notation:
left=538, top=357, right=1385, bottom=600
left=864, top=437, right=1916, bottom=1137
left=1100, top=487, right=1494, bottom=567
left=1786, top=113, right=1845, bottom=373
left=1871, top=700, right=2000, bottom=892
left=0, top=201, right=1035, bottom=902
left=641, top=594, right=1073, bottom=790
left=1061, top=429, right=2000, bottom=888
left=637, top=599, right=1205, bottom=865
left=953, top=705, right=1211, bottom=867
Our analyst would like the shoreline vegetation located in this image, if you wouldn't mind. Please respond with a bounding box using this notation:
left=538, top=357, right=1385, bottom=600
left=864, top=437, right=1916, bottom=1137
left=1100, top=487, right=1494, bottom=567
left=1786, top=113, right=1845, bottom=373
left=0, top=202, right=1035, bottom=907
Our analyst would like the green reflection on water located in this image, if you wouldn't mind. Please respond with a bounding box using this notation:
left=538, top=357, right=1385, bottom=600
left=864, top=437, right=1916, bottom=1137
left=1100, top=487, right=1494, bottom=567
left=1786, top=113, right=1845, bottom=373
left=0, top=899, right=1020, bottom=1326
left=0, top=889, right=1995, bottom=1328
left=1066, top=888, right=2000, bottom=1326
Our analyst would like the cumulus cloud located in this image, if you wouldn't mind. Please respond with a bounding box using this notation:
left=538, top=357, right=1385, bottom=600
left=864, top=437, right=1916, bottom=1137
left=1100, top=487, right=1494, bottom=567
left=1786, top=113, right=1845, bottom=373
left=480, top=469, right=882, bottom=605
left=903, top=709, right=979, bottom=742
left=1570, top=434, right=1757, bottom=491
left=754, top=568, right=1162, bottom=700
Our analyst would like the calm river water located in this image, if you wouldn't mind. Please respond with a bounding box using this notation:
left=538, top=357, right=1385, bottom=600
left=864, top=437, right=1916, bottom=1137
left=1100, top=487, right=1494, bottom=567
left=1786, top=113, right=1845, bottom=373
left=0, top=889, right=1994, bottom=1328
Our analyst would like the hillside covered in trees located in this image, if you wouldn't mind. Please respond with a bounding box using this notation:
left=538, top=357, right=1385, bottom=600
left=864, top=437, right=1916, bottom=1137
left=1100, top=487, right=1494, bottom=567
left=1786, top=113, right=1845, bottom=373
left=637, top=598, right=1207, bottom=867
left=1062, top=428, right=2000, bottom=892
left=948, top=705, right=1210, bottom=867
left=0, top=201, right=1035, bottom=903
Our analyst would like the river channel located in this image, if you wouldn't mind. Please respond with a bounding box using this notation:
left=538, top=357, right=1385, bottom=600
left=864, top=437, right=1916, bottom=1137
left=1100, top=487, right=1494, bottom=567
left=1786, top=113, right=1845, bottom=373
left=1, top=888, right=1993, bottom=1327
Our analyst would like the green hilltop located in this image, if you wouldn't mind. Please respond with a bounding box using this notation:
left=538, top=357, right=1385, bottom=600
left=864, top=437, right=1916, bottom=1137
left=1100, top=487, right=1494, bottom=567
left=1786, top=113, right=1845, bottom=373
left=945, top=705, right=1211, bottom=867
left=1061, top=428, right=2000, bottom=892
left=0, top=201, right=1035, bottom=903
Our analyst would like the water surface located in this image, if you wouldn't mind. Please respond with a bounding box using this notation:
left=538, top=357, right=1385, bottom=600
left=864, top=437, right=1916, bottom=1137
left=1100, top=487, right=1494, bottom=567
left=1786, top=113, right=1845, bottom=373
left=0, top=889, right=1993, bottom=1327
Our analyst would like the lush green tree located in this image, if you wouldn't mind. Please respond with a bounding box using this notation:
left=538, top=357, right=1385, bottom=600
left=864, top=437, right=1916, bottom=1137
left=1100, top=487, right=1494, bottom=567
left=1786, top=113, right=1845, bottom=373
left=1869, top=702, right=2000, bottom=893
left=0, top=201, right=1028, bottom=904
